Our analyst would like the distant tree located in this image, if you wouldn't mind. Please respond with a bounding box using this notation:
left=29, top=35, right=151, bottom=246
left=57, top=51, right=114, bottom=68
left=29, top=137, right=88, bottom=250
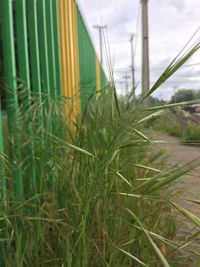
left=170, top=89, right=198, bottom=103
left=194, top=90, right=200, bottom=99
left=149, top=96, right=166, bottom=106
left=135, top=94, right=166, bottom=106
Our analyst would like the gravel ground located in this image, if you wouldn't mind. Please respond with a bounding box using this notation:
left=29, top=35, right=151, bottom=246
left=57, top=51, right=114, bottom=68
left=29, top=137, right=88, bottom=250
left=154, top=132, right=200, bottom=267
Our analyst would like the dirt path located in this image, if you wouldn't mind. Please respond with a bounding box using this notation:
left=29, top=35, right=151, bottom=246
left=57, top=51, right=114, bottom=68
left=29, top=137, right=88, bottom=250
left=155, top=133, right=200, bottom=266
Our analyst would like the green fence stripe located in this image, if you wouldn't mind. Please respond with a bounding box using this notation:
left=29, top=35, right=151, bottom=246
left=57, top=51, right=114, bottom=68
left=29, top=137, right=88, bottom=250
left=2, top=0, right=23, bottom=199
left=2, top=0, right=18, bottom=125
left=52, top=0, right=62, bottom=98
left=16, top=0, right=31, bottom=98
left=0, top=103, right=3, bottom=154
left=37, top=0, right=50, bottom=105
left=27, top=0, right=42, bottom=99
left=27, top=0, right=46, bottom=149
left=0, top=100, right=6, bottom=195
left=77, top=6, right=97, bottom=111
left=0, top=100, right=7, bottom=247
left=46, top=1, right=57, bottom=99
left=16, top=0, right=37, bottom=195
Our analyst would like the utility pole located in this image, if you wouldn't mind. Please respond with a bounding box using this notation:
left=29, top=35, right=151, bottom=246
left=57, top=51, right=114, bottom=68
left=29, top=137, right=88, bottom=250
left=130, top=33, right=135, bottom=97
left=93, top=24, right=107, bottom=65
left=122, top=72, right=131, bottom=95
left=141, top=0, right=150, bottom=107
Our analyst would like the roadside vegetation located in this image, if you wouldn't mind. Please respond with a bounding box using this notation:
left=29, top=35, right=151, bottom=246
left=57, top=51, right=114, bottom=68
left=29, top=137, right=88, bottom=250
left=170, top=89, right=200, bottom=103
left=1, top=42, right=200, bottom=266
left=151, top=94, right=200, bottom=144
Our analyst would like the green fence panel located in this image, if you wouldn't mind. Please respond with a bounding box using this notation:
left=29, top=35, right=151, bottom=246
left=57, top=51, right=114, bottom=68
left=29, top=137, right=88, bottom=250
left=27, top=0, right=47, bottom=153
left=46, top=1, right=57, bottom=99
left=0, top=100, right=6, bottom=201
left=37, top=0, right=50, bottom=106
left=16, top=0, right=37, bottom=195
left=16, top=0, right=31, bottom=99
left=77, top=6, right=97, bottom=111
left=0, top=104, right=3, bottom=155
left=2, top=0, right=18, bottom=127
left=27, top=0, right=42, bottom=98
left=2, top=0, right=23, bottom=199
left=0, top=3, right=7, bottom=216
left=0, top=100, right=7, bottom=266
left=52, top=0, right=62, bottom=98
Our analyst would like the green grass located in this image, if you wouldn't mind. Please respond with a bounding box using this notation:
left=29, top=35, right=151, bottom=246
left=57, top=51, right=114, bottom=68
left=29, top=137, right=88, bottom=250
left=0, top=91, right=199, bottom=267
left=182, top=121, right=200, bottom=144
left=151, top=111, right=182, bottom=137
left=152, top=110, right=200, bottom=144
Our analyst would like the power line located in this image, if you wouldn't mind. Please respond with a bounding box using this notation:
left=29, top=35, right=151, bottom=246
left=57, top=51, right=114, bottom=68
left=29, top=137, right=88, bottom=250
left=99, top=37, right=181, bottom=50
left=113, top=60, right=200, bottom=72
left=102, top=27, right=115, bottom=81
left=93, top=24, right=107, bottom=64
left=150, top=35, right=183, bottom=47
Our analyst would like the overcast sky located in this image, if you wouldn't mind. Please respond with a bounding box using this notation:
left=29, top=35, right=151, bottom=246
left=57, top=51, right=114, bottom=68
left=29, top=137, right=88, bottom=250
left=78, top=0, right=200, bottom=100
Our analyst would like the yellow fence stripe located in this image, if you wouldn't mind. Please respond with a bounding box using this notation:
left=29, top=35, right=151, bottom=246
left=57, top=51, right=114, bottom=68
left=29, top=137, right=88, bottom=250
left=58, top=1, right=67, bottom=102
left=58, top=0, right=80, bottom=122
left=65, top=0, right=72, bottom=103
left=96, top=56, right=101, bottom=98
left=106, top=80, right=109, bottom=95
left=73, top=2, right=81, bottom=115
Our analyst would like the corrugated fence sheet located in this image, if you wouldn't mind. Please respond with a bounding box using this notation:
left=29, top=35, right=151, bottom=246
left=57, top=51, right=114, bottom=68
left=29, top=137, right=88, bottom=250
left=0, top=0, right=108, bottom=150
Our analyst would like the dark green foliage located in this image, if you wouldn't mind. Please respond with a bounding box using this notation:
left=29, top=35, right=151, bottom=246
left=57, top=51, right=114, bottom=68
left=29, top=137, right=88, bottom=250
left=170, top=89, right=199, bottom=103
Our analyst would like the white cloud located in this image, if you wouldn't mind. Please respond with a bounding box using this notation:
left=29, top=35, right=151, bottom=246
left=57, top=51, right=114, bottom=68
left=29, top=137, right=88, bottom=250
left=169, top=0, right=186, bottom=12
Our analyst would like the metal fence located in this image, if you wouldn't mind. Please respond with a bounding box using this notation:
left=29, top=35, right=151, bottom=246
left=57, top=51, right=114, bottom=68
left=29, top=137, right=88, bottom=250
left=0, top=0, right=107, bottom=150
left=0, top=0, right=107, bottom=202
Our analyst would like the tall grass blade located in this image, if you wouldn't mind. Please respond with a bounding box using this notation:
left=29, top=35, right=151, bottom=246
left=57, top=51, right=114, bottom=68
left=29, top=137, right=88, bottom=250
left=117, top=247, right=149, bottom=267
left=126, top=208, right=171, bottom=267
